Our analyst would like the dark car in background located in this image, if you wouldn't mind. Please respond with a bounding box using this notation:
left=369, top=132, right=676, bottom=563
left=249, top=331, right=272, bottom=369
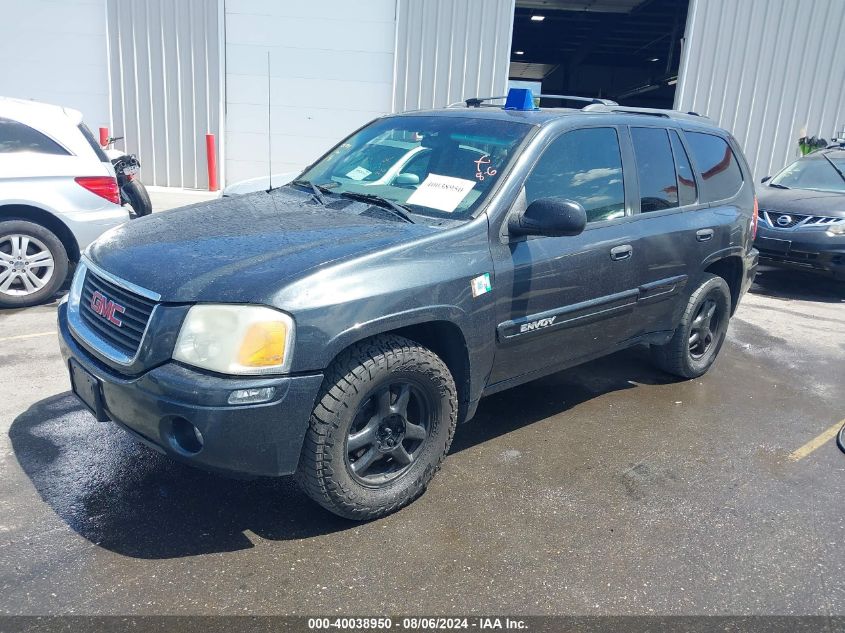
left=755, top=148, right=845, bottom=281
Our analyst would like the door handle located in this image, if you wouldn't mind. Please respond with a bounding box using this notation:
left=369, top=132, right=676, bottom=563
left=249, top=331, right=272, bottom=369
left=610, top=244, right=633, bottom=261
left=696, top=229, right=714, bottom=242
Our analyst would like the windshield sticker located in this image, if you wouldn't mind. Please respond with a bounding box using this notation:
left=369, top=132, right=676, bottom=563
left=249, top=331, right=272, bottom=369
left=345, top=166, right=372, bottom=181
left=471, top=273, right=492, bottom=298
left=406, top=174, right=475, bottom=212
left=474, top=155, right=498, bottom=181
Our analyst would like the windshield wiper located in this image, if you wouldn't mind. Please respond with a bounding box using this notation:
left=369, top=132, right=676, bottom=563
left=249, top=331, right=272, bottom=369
left=338, top=191, right=415, bottom=224
left=821, top=153, right=845, bottom=184
left=290, top=179, right=336, bottom=205
left=768, top=182, right=789, bottom=189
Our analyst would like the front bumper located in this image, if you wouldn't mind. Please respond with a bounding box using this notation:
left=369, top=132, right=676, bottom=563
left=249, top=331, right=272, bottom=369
left=58, top=302, right=324, bottom=477
left=755, top=226, right=845, bottom=279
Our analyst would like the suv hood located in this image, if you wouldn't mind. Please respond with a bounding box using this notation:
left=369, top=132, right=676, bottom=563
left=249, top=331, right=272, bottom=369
left=758, top=187, right=845, bottom=217
left=87, top=187, right=437, bottom=303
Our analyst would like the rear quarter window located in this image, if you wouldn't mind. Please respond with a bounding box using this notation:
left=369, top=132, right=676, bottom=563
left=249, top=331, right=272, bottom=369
left=0, top=117, right=70, bottom=155
left=684, top=131, right=743, bottom=202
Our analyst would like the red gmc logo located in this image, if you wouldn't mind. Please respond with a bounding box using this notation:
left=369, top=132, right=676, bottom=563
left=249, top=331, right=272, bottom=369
left=90, top=290, right=125, bottom=327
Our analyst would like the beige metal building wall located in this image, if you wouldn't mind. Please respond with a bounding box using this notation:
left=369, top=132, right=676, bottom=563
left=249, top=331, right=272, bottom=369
left=393, top=0, right=516, bottom=112
left=106, top=0, right=224, bottom=188
left=675, top=0, right=845, bottom=180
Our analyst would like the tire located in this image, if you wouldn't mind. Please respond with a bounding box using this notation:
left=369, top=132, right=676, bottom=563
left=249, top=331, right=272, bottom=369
left=0, top=220, right=69, bottom=309
left=124, top=179, right=152, bottom=218
left=650, top=273, right=731, bottom=379
left=837, top=422, right=845, bottom=454
left=297, top=334, right=458, bottom=520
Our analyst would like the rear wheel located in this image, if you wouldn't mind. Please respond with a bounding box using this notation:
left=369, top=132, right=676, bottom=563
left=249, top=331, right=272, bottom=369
left=837, top=422, right=845, bottom=454
left=297, top=334, right=457, bottom=520
left=0, top=220, right=68, bottom=308
left=651, top=273, right=731, bottom=379
left=124, top=179, right=152, bottom=218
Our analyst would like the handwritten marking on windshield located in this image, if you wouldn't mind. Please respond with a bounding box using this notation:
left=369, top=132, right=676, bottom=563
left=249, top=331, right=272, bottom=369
left=474, top=155, right=498, bottom=181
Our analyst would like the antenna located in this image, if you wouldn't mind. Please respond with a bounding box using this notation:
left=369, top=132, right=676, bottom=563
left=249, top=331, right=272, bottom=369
left=267, top=51, right=273, bottom=192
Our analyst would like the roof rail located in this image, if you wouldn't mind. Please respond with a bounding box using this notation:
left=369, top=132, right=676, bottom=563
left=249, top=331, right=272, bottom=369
left=538, top=94, right=618, bottom=106
left=581, top=103, right=711, bottom=123
left=448, top=92, right=617, bottom=108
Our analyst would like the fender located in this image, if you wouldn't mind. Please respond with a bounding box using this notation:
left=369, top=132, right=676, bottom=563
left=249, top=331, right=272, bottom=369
left=324, top=304, right=468, bottom=364
left=320, top=304, right=494, bottom=409
left=701, top=245, right=745, bottom=268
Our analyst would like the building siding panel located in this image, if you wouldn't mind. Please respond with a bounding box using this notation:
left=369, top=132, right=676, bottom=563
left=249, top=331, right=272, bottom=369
left=676, top=0, right=845, bottom=180
left=393, top=0, right=515, bottom=112
left=106, top=0, right=223, bottom=188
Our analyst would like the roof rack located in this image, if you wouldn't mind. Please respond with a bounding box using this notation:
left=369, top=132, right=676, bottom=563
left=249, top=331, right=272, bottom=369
left=581, top=103, right=711, bottom=123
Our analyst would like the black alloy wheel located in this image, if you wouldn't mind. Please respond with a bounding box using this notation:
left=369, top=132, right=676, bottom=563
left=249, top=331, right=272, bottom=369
left=688, top=298, right=721, bottom=360
left=345, top=381, right=432, bottom=485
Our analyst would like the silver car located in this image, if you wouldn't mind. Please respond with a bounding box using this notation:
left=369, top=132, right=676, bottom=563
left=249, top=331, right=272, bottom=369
left=0, top=97, right=129, bottom=308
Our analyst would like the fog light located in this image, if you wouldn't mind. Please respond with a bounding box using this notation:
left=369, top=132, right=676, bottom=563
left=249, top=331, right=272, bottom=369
left=228, top=387, right=276, bottom=405
left=169, top=417, right=203, bottom=454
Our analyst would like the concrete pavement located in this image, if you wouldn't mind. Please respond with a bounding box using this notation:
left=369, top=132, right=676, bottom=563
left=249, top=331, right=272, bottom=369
left=0, top=253, right=843, bottom=615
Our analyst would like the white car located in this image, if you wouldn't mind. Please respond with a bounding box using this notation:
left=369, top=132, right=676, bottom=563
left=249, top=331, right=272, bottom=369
left=0, top=97, right=129, bottom=308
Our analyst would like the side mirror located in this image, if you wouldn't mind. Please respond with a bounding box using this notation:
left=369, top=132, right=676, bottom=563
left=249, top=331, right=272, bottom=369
left=760, top=176, right=771, bottom=184
left=509, top=198, right=587, bottom=237
left=394, top=173, right=420, bottom=186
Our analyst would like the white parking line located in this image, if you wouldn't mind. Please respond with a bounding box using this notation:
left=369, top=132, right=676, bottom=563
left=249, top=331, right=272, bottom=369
left=0, top=331, right=56, bottom=344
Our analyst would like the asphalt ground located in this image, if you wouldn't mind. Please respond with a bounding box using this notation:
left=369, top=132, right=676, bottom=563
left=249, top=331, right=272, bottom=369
left=0, top=193, right=842, bottom=616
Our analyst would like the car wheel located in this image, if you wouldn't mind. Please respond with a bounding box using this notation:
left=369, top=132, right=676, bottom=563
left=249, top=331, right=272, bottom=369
left=0, top=220, right=69, bottom=309
left=837, top=422, right=845, bottom=454
left=123, top=179, right=153, bottom=218
left=650, top=273, right=731, bottom=379
left=297, top=334, right=458, bottom=520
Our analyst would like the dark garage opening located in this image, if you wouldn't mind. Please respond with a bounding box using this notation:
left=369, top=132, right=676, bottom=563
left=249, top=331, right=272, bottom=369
left=510, top=0, right=691, bottom=108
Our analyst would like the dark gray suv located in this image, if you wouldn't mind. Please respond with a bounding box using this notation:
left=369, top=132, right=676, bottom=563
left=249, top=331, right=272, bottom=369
left=58, top=90, right=758, bottom=519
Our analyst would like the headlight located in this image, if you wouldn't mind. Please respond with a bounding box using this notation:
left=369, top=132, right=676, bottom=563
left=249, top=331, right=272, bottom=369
left=826, top=222, right=845, bottom=236
left=173, top=304, right=294, bottom=375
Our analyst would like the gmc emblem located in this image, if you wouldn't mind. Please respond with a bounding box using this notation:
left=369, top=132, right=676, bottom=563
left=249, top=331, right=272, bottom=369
left=90, top=290, right=125, bottom=327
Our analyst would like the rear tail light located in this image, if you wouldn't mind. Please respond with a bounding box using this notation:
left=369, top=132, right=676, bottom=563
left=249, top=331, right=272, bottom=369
left=751, top=195, right=759, bottom=240
left=75, top=176, right=120, bottom=206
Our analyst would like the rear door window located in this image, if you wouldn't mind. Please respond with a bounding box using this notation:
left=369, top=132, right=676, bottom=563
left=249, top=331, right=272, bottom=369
left=684, top=131, right=743, bottom=202
left=524, top=127, right=626, bottom=223
left=0, top=117, right=69, bottom=155
left=630, top=127, right=678, bottom=212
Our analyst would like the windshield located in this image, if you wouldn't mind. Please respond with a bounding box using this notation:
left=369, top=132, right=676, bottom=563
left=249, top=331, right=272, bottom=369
left=298, top=115, right=533, bottom=219
left=770, top=153, right=845, bottom=193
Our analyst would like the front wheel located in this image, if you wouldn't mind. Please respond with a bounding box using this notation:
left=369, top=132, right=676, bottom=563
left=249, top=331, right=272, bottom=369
left=837, top=422, right=845, bottom=454
left=651, top=273, right=732, bottom=379
left=123, top=179, right=153, bottom=218
left=0, top=220, right=69, bottom=308
left=297, top=335, right=458, bottom=520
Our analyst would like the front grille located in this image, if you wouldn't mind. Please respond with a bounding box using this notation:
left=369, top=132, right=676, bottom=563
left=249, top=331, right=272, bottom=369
left=763, top=211, right=808, bottom=228
left=762, top=210, right=845, bottom=229
left=80, top=269, right=156, bottom=356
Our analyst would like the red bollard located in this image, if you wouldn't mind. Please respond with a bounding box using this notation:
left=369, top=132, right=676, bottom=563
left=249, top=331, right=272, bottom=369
left=99, top=127, right=109, bottom=147
left=206, top=133, right=218, bottom=191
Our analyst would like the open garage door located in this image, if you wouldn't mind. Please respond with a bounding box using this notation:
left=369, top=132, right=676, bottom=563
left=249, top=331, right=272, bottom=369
left=510, top=0, right=690, bottom=108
